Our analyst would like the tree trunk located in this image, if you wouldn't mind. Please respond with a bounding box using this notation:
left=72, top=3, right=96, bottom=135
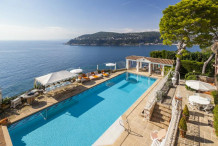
left=174, top=42, right=186, bottom=85
left=202, top=53, right=215, bottom=74
left=211, top=41, right=218, bottom=89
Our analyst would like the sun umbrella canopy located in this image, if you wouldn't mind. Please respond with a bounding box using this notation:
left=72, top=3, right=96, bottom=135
left=106, top=63, right=116, bottom=67
left=35, top=70, right=77, bottom=86
left=70, top=69, right=83, bottom=74
left=185, top=80, right=216, bottom=91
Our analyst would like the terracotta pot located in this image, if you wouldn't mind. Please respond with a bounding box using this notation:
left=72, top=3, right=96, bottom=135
left=180, top=129, right=186, bottom=138
left=2, top=104, right=10, bottom=110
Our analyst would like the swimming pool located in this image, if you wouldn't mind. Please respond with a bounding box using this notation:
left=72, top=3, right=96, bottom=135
left=8, top=72, right=156, bottom=146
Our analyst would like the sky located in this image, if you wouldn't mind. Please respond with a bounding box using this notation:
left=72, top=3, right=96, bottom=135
left=0, top=0, right=180, bottom=40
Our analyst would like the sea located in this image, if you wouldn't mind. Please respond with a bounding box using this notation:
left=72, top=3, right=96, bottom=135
left=0, top=41, right=200, bottom=98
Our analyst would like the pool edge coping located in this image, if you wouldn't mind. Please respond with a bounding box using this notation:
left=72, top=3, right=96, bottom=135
left=2, top=126, right=13, bottom=146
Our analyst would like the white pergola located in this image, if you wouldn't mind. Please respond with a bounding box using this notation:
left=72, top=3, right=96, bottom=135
left=126, top=56, right=174, bottom=76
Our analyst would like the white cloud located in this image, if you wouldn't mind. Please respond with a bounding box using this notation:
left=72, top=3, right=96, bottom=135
left=108, top=28, right=159, bottom=33
left=0, top=25, right=79, bottom=40
left=0, top=25, right=160, bottom=40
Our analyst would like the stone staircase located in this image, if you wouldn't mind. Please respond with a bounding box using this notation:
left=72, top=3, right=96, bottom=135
left=150, top=103, right=172, bottom=129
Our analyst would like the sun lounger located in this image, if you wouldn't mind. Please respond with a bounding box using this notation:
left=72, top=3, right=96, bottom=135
left=101, top=70, right=109, bottom=77
left=89, top=72, right=102, bottom=80
left=11, top=97, right=22, bottom=108
left=94, top=71, right=103, bottom=78
left=0, top=118, right=10, bottom=125
left=77, top=74, right=90, bottom=83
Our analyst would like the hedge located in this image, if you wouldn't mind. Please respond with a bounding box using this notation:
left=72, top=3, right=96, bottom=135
left=180, top=60, right=214, bottom=77
left=213, top=105, right=218, bottom=136
left=185, top=75, right=198, bottom=80
left=150, top=50, right=212, bottom=62
left=150, top=50, right=176, bottom=60
left=150, top=50, right=214, bottom=77
left=212, top=91, right=218, bottom=105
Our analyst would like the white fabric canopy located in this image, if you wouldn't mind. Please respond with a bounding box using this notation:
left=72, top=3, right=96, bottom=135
left=70, top=69, right=83, bottom=74
left=106, top=63, right=116, bottom=67
left=35, top=70, right=76, bottom=86
left=186, top=80, right=216, bottom=91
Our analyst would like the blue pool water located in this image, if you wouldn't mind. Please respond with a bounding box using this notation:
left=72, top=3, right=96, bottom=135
left=8, top=72, right=156, bottom=146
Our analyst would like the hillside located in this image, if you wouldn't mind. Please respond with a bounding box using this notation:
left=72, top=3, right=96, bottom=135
left=66, top=31, right=162, bottom=46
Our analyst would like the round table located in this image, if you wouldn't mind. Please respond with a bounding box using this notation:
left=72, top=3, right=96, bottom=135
left=189, top=95, right=210, bottom=105
left=22, top=92, right=39, bottom=105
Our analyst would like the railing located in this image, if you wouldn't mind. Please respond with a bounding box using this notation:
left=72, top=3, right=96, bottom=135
left=143, top=70, right=172, bottom=120
left=163, top=88, right=182, bottom=146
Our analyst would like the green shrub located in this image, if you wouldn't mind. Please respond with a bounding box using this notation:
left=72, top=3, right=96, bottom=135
left=185, top=85, right=196, bottom=91
left=185, top=72, right=201, bottom=79
left=212, top=91, right=218, bottom=105
left=186, top=75, right=197, bottom=80
left=150, top=50, right=214, bottom=77
left=164, top=66, right=174, bottom=76
left=150, top=50, right=176, bottom=59
left=213, top=105, right=218, bottom=136
left=150, top=50, right=212, bottom=62
left=179, top=117, right=187, bottom=131
left=180, top=60, right=203, bottom=74
left=180, top=60, right=214, bottom=77
left=183, top=105, right=189, bottom=117
left=2, top=97, right=11, bottom=104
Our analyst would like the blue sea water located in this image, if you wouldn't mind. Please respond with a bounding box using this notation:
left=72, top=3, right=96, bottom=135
left=8, top=72, right=156, bottom=146
left=0, top=41, right=200, bottom=98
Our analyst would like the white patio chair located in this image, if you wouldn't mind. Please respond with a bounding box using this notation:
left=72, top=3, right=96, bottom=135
left=11, top=97, right=22, bottom=108
left=203, top=104, right=213, bottom=113
left=188, top=101, right=196, bottom=110
left=151, top=138, right=161, bottom=146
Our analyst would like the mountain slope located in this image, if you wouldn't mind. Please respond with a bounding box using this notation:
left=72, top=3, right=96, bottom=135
left=66, top=31, right=162, bottom=46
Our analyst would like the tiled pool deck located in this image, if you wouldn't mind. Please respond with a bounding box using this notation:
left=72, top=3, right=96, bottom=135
left=0, top=70, right=162, bottom=146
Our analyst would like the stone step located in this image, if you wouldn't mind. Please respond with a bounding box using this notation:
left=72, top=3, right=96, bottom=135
left=153, top=107, right=172, bottom=116
left=152, top=113, right=171, bottom=122
left=154, top=106, right=172, bottom=114
left=156, top=103, right=172, bottom=110
left=151, top=116, right=170, bottom=124
left=149, top=121, right=169, bottom=129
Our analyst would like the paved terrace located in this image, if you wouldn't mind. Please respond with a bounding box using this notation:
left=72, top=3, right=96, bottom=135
left=175, top=81, right=218, bottom=146
left=113, top=79, right=218, bottom=146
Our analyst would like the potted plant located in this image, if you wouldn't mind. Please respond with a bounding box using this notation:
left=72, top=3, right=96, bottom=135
left=2, top=97, right=11, bottom=109
left=183, top=105, right=190, bottom=121
left=179, top=117, right=187, bottom=138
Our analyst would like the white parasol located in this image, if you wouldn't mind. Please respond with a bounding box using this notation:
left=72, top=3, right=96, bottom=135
left=70, top=69, right=83, bottom=74
left=185, top=80, right=216, bottom=91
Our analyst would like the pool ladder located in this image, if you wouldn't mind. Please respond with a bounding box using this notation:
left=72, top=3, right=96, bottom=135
left=39, top=109, right=47, bottom=120
left=119, top=119, right=143, bottom=137
left=119, top=119, right=131, bottom=133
